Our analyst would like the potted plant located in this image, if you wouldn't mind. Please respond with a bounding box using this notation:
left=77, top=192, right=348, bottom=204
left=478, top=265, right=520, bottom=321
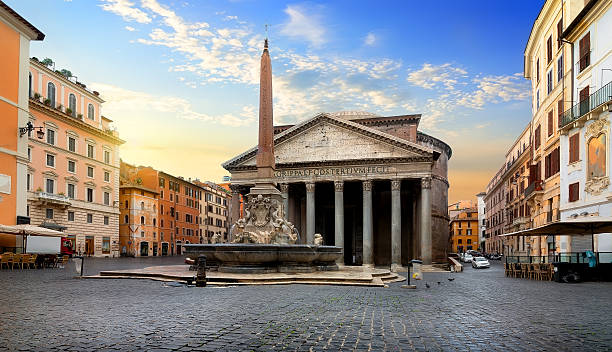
left=66, top=108, right=73, bottom=115
left=36, top=187, right=43, bottom=192
left=57, top=104, right=64, bottom=111
left=43, top=98, right=51, bottom=106
left=77, top=113, right=83, bottom=119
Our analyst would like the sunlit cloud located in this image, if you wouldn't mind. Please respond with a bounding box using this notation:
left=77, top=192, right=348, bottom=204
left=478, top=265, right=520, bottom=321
left=364, top=32, right=376, bottom=46
left=280, top=4, right=327, bottom=47
left=100, top=0, right=152, bottom=23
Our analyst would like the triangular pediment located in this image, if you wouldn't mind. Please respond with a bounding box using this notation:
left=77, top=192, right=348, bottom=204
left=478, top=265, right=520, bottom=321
left=224, top=113, right=433, bottom=169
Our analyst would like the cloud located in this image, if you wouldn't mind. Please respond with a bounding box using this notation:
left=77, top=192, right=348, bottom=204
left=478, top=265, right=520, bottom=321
left=91, top=82, right=255, bottom=127
left=100, top=0, right=152, bottom=23
left=364, top=32, right=376, bottom=46
left=456, top=73, right=531, bottom=109
left=407, top=63, right=467, bottom=90
left=124, top=26, right=136, bottom=31
left=280, top=5, right=327, bottom=47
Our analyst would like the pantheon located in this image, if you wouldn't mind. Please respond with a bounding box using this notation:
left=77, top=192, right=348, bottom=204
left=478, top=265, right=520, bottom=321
left=224, top=110, right=451, bottom=267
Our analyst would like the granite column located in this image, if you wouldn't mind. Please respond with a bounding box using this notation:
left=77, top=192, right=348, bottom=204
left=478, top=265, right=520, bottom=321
left=391, top=179, right=402, bottom=270
left=362, top=180, right=373, bottom=266
left=306, top=182, right=315, bottom=244
left=334, top=181, right=344, bottom=264
left=420, top=177, right=432, bottom=265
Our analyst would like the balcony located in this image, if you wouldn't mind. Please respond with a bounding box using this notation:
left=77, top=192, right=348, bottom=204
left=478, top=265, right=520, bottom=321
left=560, top=80, right=612, bottom=128
left=524, top=180, right=543, bottom=200
left=36, top=192, right=71, bottom=208
left=512, top=216, right=529, bottom=227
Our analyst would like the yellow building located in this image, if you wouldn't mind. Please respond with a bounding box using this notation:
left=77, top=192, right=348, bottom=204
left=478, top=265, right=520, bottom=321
left=449, top=208, right=479, bottom=253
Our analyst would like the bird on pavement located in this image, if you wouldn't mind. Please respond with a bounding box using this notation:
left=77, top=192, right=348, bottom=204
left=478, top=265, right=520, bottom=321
left=437, top=281, right=441, bottom=285
left=425, top=282, right=430, bottom=288
left=447, top=277, right=455, bottom=282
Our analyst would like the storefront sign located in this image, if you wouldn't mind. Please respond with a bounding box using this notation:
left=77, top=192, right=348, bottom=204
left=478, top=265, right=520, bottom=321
left=275, top=166, right=392, bottom=179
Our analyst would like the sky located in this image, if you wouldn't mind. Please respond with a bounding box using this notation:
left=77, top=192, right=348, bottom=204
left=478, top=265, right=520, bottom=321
left=7, top=0, right=545, bottom=203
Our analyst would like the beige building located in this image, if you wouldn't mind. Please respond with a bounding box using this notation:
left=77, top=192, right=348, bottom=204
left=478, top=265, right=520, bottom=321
left=193, top=180, right=229, bottom=242
left=523, top=0, right=588, bottom=256
left=119, top=184, right=159, bottom=257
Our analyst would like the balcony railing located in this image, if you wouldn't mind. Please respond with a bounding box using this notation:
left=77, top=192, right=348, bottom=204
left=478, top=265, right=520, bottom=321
left=560, top=80, right=612, bottom=128
left=524, top=180, right=543, bottom=198
left=36, top=192, right=71, bottom=206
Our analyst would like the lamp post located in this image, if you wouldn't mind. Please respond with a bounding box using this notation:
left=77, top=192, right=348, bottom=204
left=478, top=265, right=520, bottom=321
left=19, top=121, right=45, bottom=139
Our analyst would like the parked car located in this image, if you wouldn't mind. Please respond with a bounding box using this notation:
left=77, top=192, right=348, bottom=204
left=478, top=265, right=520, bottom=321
left=463, top=253, right=473, bottom=263
left=459, top=252, right=465, bottom=262
left=472, top=256, right=490, bottom=269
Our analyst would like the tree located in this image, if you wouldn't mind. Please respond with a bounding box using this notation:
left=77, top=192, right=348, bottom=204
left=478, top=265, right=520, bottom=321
left=41, top=58, right=53, bottom=67
left=60, top=69, right=72, bottom=78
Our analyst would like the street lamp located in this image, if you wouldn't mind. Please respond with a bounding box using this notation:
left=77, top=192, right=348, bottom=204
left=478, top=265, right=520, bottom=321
left=19, top=121, right=44, bottom=139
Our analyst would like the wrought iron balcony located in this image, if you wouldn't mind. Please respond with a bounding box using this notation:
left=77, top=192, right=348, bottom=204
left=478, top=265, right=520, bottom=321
left=36, top=192, right=71, bottom=207
left=560, top=80, right=612, bottom=128
left=524, top=180, right=543, bottom=199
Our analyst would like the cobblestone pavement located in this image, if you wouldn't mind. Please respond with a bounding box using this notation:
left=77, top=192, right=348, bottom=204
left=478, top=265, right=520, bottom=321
left=1, top=257, right=611, bottom=351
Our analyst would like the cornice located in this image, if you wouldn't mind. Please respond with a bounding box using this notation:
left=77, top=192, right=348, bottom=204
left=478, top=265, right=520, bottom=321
left=231, top=156, right=433, bottom=172
left=30, top=60, right=104, bottom=103
left=30, top=99, right=124, bottom=145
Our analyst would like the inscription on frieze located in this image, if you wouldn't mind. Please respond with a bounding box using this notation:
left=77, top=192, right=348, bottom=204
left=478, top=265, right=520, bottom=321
left=275, top=165, right=392, bottom=179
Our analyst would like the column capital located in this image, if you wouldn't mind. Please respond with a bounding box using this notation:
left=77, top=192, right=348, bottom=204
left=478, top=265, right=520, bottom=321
left=421, top=177, right=432, bottom=189
left=279, top=183, right=289, bottom=193
left=305, top=182, right=315, bottom=193
left=229, top=184, right=241, bottom=194
left=334, top=180, right=344, bottom=192
left=391, top=179, right=401, bottom=191
left=363, top=180, right=372, bottom=192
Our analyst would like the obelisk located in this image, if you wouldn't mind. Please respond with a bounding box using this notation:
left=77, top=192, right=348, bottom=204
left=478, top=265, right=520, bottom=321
left=249, top=39, right=281, bottom=199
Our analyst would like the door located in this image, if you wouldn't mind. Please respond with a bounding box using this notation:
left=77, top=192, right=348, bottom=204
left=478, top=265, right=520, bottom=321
left=161, top=243, right=168, bottom=256
left=85, top=237, right=94, bottom=256
left=153, top=243, right=158, bottom=256
left=176, top=241, right=182, bottom=255
left=140, top=242, right=149, bottom=256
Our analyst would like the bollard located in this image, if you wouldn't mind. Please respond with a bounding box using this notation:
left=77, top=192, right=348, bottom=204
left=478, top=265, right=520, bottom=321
left=195, top=255, right=207, bottom=287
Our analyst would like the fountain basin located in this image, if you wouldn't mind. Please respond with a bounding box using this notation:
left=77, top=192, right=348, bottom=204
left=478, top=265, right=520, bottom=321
left=183, top=243, right=342, bottom=273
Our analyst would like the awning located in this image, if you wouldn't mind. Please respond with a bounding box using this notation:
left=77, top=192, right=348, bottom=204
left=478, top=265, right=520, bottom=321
left=500, top=217, right=612, bottom=237
left=0, top=224, right=65, bottom=237
left=40, top=221, right=67, bottom=231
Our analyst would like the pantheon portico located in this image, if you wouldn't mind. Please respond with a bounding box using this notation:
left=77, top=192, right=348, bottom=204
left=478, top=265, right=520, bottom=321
left=224, top=111, right=451, bottom=267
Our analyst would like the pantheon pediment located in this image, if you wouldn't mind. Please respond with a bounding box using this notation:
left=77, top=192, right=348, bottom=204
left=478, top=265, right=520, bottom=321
left=224, top=113, right=433, bottom=170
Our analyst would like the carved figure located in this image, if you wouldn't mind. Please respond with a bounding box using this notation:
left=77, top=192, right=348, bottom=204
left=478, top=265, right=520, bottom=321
left=230, top=194, right=300, bottom=244
left=314, top=234, right=323, bottom=246
left=210, top=233, right=224, bottom=244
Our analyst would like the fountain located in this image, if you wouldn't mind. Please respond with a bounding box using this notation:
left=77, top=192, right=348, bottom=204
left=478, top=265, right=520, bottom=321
left=184, top=39, right=342, bottom=273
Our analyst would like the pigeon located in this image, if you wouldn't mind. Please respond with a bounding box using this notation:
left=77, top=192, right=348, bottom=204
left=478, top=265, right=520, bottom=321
left=437, top=281, right=441, bottom=285
left=447, top=277, right=455, bottom=282
left=425, top=282, right=430, bottom=288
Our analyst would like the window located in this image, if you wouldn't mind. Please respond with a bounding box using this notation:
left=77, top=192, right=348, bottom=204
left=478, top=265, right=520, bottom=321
left=569, top=182, right=579, bottom=202
left=67, top=183, right=75, bottom=199
left=46, top=208, right=53, bottom=219
left=47, top=129, right=55, bottom=145
left=87, top=188, right=94, bottom=202
left=104, top=216, right=109, bottom=225
left=558, top=100, right=564, bottom=125
left=536, top=90, right=540, bottom=110
left=124, top=214, right=129, bottom=223
left=569, top=133, right=580, bottom=163
left=534, top=125, right=541, bottom=149
left=104, top=171, right=110, bottom=182
left=46, top=153, right=55, bottom=168
left=153, top=218, right=156, bottom=226
left=557, top=54, right=564, bottom=83
left=87, top=213, right=93, bottom=223
left=467, top=239, right=472, bottom=244
left=536, top=58, right=540, bottom=82
left=27, top=173, right=32, bottom=191
left=159, top=177, right=165, bottom=187
left=68, top=211, right=75, bottom=221
left=103, top=192, right=110, bottom=206
left=140, top=202, right=144, bottom=210
left=547, top=36, right=552, bottom=64
left=544, top=148, right=560, bottom=178
left=68, top=93, right=76, bottom=116
left=547, top=110, right=554, bottom=137
left=68, top=136, right=76, bottom=152
left=87, top=144, right=94, bottom=158
left=104, top=150, right=110, bottom=164
left=579, top=32, right=590, bottom=72
left=86, top=166, right=94, bottom=178
left=88, top=104, right=95, bottom=120
left=68, top=160, right=76, bottom=173
left=587, top=134, right=606, bottom=179
left=140, top=216, right=145, bottom=225
left=45, top=178, right=54, bottom=193
left=27, top=147, right=31, bottom=161
left=102, top=237, right=110, bottom=254
left=547, top=70, right=553, bottom=94
left=141, top=231, right=145, bottom=238
left=458, top=239, right=462, bottom=244
left=29, top=72, right=32, bottom=98
left=47, top=82, right=56, bottom=107
left=557, top=19, right=563, bottom=50
left=579, top=86, right=590, bottom=116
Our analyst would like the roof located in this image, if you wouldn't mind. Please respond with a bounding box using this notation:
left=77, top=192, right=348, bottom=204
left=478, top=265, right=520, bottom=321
left=119, top=183, right=159, bottom=195
left=561, top=0, right=600, bottom=40
left=0, top=0, right=44, bottom=40
left=223, top=112, right=435, bottom=170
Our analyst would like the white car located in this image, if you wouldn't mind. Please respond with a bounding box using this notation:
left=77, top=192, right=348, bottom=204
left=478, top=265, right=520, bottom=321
left=472, top=256, right=490, bottom=269
left=463, top=253, right=473, bottom=263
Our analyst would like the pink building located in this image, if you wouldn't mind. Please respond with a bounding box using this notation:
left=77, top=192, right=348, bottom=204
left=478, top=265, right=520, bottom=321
left=27, top=58, right=124, bottom=257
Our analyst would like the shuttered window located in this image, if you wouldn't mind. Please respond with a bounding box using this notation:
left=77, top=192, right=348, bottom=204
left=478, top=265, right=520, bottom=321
left=534, top=125, right=541, bottom=149
left=557, top=19, right=563, bottom=50
left=569, top=182, right=579, bottom=202
left=558, top=100, right=564, bottom=125
left=547, top=36, right=553, bottom=64
left=536, top=58, right=540, bottom=82
left=548, top=110, right=554, bottom=136
left=579, top=32, right=590, bottom=72
left=579, top=86, right=590, bottom=116
left=569, top=133, right=579, bottom=163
